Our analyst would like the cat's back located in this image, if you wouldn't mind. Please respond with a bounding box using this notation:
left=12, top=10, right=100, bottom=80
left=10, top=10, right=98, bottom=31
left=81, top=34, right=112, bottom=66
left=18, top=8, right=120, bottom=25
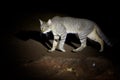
left=51, top=16, right=95, bottom=33
left=52, top=16, right=94, bottom=25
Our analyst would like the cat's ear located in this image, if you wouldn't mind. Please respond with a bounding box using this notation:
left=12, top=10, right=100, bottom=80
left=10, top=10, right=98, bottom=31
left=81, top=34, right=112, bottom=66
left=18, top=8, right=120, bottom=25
left=47, top=19, right=52, bottom=25
left=39, top=19, right=43, bottom=25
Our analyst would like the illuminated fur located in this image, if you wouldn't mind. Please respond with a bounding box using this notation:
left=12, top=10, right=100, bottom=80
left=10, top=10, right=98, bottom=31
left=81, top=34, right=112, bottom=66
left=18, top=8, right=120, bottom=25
left=39, top=16, right=111, bottom=52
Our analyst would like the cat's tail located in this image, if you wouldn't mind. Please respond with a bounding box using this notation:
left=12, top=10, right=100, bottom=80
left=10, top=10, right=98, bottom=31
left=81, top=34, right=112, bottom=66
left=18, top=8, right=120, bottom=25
left=95, top=25, right=112, bottom=46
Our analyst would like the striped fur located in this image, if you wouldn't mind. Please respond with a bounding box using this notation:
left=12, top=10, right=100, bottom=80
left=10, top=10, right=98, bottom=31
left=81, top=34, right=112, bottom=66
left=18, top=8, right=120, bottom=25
left=39, top=16, right=111, bottom=52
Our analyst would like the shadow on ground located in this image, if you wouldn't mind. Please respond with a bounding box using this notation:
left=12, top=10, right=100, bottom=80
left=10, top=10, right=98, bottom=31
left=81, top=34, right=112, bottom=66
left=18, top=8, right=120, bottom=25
left=15, top=30, right=101, bottom=51
left=11, top=30, right=119, bottom=80
left=15, top=31, right=52, bottom=50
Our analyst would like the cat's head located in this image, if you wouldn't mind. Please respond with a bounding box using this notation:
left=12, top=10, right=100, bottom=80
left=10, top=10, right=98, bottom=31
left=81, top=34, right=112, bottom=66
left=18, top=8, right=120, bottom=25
left=39, top=19, right=52, bottom=34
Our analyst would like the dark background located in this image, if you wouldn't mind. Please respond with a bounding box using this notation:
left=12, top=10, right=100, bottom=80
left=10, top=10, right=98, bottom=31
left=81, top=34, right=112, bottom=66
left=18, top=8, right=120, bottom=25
left=3, top=1, right=119, bottom=36
left=3, top=0, right=119, bottom=55
left=1, top=0, right=120, bottom=79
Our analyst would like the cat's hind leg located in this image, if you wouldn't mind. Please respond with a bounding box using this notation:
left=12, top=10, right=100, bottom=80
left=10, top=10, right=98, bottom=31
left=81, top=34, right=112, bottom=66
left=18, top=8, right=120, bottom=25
left=87, top=28, right=104, bottom=52
left=72, top=37, right=87, bottom=52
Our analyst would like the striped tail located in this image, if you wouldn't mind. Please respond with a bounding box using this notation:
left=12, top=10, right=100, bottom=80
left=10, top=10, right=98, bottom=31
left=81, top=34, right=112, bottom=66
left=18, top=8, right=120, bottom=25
left=95, top=26, right=112, bottom=46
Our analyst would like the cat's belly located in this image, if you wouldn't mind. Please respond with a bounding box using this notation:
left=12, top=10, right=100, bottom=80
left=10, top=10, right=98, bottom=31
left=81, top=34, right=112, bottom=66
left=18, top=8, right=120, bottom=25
left=66, top=29, right=79, bottom=33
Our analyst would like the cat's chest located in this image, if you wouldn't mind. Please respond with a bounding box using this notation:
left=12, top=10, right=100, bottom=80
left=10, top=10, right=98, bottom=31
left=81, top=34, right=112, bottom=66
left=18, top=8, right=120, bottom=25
left=51, top=26, right=66, bottom=35
left=52, top=30, right=63, bottom=36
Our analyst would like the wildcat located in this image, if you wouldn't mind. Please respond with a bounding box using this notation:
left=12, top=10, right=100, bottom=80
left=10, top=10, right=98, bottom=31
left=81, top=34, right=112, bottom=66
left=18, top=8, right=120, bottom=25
left=39, top=16, right=111, bottom=52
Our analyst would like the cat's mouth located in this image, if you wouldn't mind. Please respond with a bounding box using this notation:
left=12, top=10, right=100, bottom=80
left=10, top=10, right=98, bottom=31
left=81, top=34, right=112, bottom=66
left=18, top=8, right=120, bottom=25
left=42, top=29, right=51, bottom=34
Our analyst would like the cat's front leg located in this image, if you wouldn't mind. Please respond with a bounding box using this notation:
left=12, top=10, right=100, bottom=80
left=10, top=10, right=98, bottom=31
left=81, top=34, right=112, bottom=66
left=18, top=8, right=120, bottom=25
left=58, top=33, right=67, bottom=52
left=48, top=35, right=59, bottom=52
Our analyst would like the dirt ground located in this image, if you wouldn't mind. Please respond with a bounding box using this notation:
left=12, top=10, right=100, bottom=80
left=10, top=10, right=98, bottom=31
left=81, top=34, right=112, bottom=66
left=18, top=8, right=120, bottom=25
left=2, top=13, right=120, bottom=80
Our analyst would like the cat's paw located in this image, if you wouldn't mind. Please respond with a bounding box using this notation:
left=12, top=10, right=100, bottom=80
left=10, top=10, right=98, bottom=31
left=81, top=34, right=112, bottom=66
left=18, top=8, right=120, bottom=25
left=48, top=49, right=55, bottom=52
left=58, top=48, right=66, bottom=52
left=61, top=49, right=66, bottom=52
left=72, top=49, right=78, bottom=52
